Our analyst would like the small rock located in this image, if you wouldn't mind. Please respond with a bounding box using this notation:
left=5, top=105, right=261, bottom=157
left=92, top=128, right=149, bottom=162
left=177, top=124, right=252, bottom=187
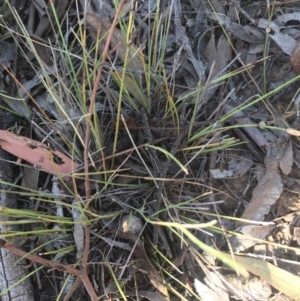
left=120, top=215, right=143, bottom=235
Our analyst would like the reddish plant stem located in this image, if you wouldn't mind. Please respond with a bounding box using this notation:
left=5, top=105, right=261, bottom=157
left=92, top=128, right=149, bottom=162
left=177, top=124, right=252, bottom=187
left=0, top=239, right=80, bottom=276
left=0, top=239, right=100, bottom=300
left=81, top=1, right=127, bottom=300
left=83, top=1, right=126, bottom=203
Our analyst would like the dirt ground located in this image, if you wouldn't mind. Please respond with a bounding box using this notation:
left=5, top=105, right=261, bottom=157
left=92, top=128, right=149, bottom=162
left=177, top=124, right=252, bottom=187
left=1, top=1, right=300, bottom=300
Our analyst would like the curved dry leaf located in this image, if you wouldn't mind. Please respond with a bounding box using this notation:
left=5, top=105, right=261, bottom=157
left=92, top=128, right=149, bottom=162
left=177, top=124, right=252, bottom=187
left=0, top=130, right=79, bottom=178
left=237, top=146, right=283, bottom=225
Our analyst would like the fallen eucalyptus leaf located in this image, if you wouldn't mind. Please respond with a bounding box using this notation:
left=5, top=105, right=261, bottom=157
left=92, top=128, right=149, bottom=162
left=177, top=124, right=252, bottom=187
left=0, top=130, right=79, bottom=179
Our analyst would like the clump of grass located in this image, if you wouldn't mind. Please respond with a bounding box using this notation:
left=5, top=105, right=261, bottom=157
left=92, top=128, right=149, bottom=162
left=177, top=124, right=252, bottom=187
left=1, top=0, right=300, bottom=300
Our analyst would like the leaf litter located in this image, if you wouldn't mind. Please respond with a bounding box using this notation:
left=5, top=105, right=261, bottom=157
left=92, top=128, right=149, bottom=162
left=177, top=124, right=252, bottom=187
left=0, top=0, right=300, bottom=301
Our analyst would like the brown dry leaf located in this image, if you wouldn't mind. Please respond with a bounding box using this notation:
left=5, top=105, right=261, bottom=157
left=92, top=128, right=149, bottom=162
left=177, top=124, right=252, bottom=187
left=224, top=104, right=269, bottom=149
left=291, top=41, right=300, bottom=74
left=194, top=278, right=224, bottom=301
left=234, top=255, right=300, bottom=301
left=204, top=30, right=217, bottom=73
left=0, top=130, right=79, bottom=178
left=34, top=1, right=68, bottom=37
left=0, top=40, right=16, bottom=71
left=238, top=146, right=283, bottom=225
left=202, top=33, right=231, bottom=102
left=210, top=0, right=226, bottom=15
left=85, top=12, right=144, bottom=72
left=217, top=34, right=232, bottom=69
left=203, top=271, right=230, bottom=301
left=226, top=22, right=263, bottom=44
left=279, top=140, right=293, bottom=175
left=21, top=167, right=39, bottom=191
left=231, top=224, right=276, bottom=252
left=211, top=153, right=253, bottom=179
left=29, top=34, right=53, bottom=66
left=223, top=273, right=272, bottom=300
left=211, top=34, right=231, bottom=78
left=113, top=231, right=167, bottom=296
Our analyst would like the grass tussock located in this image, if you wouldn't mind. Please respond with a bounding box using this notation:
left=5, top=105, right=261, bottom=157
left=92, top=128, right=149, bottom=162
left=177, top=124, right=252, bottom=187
left=0, top=1, right=300, bottom=300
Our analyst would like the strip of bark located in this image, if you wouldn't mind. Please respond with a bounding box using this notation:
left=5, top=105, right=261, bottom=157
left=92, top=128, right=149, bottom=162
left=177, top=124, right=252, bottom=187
left=0, top=149, right=34, bottom=301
